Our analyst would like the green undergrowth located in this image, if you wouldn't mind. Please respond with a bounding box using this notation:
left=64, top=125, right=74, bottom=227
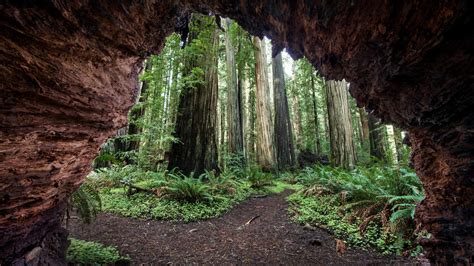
left=100, top=184, right=252, bottom=222
left=86, top=165, right=298, bottom=223
left=287, top=164, right=424, bottom=256
left=67, top=238, right=130, bottom=265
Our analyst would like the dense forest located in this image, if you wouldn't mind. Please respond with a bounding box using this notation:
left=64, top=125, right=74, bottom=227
left=67, top=15, right=424, bottom=264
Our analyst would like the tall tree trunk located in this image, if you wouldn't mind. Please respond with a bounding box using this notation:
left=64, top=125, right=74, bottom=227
left=310, top=71, right=322, bottom=155
left=368, top=113, right=386, bottom=162
left=248, top=84, right=256, bottom=162
left=385, top=125, right=399, bottom=165
left=272, top=52, right=296, bottom=170
left=224, top=19, right=244, bottom=163
left=359, top=108, right=370, bottom=143
left=168, top=18, right=219, bottom=176
left=127, top=60, right=152, bottom=154
left=394, top=127, right=404, bottom=162
left=325, top=80, right=356, bottom=170
left=253, top=36, right=275, bottom=170
left=291, top=89, right=303, bottom=152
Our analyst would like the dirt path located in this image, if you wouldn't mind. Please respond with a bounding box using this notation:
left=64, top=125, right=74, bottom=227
left=68, top=191, right=413, bottom=265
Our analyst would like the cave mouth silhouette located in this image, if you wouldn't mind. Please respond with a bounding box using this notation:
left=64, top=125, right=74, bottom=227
left=0, top=1, right=472, bottom=265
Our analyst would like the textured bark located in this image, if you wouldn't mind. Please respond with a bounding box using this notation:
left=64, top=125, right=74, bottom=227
left=411, top=131, right=474, bottom=265
left=272, top=52, right=296, bottom=170
left=325, top=80, right=357, bottom=170
left=0, top=1, right=473, bottom=264
left=253, top=36, right=275, bottom=170
left=224, top=18, right=244, bottom=161
left=167, top=18, right=219, bottom=176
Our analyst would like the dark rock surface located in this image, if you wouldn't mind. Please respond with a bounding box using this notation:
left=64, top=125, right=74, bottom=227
left=0, top=1, right=472, bottom=264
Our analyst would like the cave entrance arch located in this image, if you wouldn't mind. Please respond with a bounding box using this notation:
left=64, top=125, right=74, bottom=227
left=0, top=1, right=472, bottom=264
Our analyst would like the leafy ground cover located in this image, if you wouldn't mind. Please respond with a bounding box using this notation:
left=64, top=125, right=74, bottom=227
left=67, top=238, right=130, bottom=265
left=79, top=165, right=300, bottom=223
left=286, top=164, right=425, bottom=256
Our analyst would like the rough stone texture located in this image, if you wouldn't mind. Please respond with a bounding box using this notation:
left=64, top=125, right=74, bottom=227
left=0, top=0, right=472, bottom=264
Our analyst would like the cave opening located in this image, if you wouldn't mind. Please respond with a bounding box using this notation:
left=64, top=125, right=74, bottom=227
left=0, top=1, right=473, bottom=265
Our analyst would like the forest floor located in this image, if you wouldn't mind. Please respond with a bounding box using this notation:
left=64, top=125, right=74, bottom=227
left=68, top=190, right=414, bottom=265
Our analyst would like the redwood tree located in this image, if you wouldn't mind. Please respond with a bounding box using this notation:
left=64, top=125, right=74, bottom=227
left=224, top=18, right=244, bottom=163
left=325, top=80, right=356, bottom=169
left=272, top=52, right=295, bottom=170
left=168, top=16, right=220, bottom=176
left=252, top=36, right=275, bottom=170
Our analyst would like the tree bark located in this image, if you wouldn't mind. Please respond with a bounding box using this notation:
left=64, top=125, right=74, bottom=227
left=127, top=60, right=151, bottom=153
left=367, top=113, right=386, bottom=162
left=358, top=108, right=369, bottom=141
left=247, top=83, right=256, bottom=162
left=253, top=36, right=275, bottom=170
left=224, top=19, right=244, bottom=163
left=310, top=71, right=322, bottom=156
left=272, top=52, right=296, bottom=170
left=325, top=80, right=356, bottom=169
left=385, top=125, right=399, bottom=165
left=168, top=17, right=219, bottom=176
left=291, top=89, right=303, bottom=152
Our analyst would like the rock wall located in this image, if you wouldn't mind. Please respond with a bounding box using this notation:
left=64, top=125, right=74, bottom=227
left=0, top=0, right=472, bottom=264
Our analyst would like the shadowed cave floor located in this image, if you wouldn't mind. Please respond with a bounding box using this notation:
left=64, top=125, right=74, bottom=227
left=68, top=191, right=415, bottom=265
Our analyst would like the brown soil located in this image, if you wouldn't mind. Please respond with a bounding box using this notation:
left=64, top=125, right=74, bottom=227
left=68, top=191, right=414, bottom=265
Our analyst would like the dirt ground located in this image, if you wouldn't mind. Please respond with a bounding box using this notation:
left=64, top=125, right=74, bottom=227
left=68, top=191, right=415, bottom=265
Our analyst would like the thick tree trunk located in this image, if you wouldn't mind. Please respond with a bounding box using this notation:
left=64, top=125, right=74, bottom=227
left=272, top=52, right=296, bottom=170
left=325, top=80, right=356, bottom=170
left=367, top=113, right=386, bottom=162
left=253, top=36, right=275, bottom=170
left=168, top=18, right=219, bottom=176
left=224, top=19, right=244, bottom=162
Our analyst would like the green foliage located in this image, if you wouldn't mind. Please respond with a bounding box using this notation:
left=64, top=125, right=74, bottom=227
left=97, top=166, right=255, bottom=222
left=288, top=164, right=424, bottom=255
left=67, top=238, right=130, bottom=265
left=93, top=152, right=119, bottom=169
left=244, top=165, right=274, bottom=189
left=101, top=185, right=251, bottom=223
left=162, top=172, right=213, bottom=203
left=69, top=183, right=102, bottom=224
left=387, top=193, right=424, bottom=224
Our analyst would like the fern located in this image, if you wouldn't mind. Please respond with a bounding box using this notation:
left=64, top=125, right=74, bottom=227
left=390, top=207, right=415, bottom=223
left=68, top=183, right=102, bottom=224
left=163, top=173, right=212, bottom=203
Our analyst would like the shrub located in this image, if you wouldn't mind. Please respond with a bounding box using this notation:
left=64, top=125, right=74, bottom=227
left=245, top=165, right=274, bottom=189
left=161, top=172, right=212, bottom=203
left=67, top=238, right=130, bottom=265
